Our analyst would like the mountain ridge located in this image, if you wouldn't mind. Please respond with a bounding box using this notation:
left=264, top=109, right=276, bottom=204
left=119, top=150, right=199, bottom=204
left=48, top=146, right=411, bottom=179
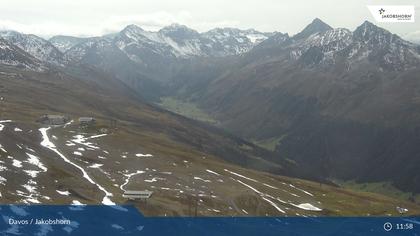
left=2, top=19, right=420, bottom=196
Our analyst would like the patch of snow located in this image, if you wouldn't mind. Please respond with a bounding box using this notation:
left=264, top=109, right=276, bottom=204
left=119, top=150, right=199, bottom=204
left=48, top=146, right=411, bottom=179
left=0, top=144, right=7, bottom=153
left=71, top=200, right=85, bottom=206
left=12, top=159, right=23, bottom=168
left=71, top=135, right=100, bottom=149
left=292, top=203, right=322, bottom=211
left=24, top=170, right=40, bottom=178
left=135, top=153, right=153, bottom=157
left=194, top=177, right=211, bottom=183
left=262, top=196, right=286, bottom=213
left=144, top=177, right=165, bottom=183
left=208, top=208, right=221, bottom=213
left=263, top=183, right=278, bottom=189
left=0, top=120, right=12, bottom=131
left=26, top=153, right=48, bottom=172
left=40, top=127, right=115, bottom=205
left=289, top=184, right=314, bottom=196
left=63, top=120, right=73, bottom=128
left=56, top=190, right=71, bottom=196
left=396, top=206, right=408, bottom=214
left=232, top=177, right=286, bottom=214
left=88, top=163, right=103, bottom=169
left=89, top=134, right=108, bottom=139
left=224, top=169, right=258, bottom=182
left=0, top=176, right=6, bottom=185
left=26, top=147, right=36, bottom=153
left=206, top=169, right=221, bottom=176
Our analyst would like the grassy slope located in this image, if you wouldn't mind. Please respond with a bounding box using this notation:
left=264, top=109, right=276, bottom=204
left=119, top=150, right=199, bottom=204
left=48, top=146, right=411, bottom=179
left=1, top=65, right=420, bottom=216
left=157, top=97, right=218, bottom=124
left=252, top=136, right=285, bottom=151
left=337, top=180, right=420, bottom=204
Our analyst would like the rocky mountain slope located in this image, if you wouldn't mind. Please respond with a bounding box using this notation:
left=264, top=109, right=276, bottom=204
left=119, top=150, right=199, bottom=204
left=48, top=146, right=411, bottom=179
left=61, top=24, right=272, bottom=60
left=167, top=19, right=420, bottom=193
left=0, top=37, right=42, bottom=70
left=49, top=35, right=92, bottom=53
left=0, top=31, right=66, bottom=65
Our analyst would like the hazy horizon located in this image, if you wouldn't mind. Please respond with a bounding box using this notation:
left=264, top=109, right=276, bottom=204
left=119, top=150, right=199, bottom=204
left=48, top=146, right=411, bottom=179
left=0, top=0, right=419, bottom=41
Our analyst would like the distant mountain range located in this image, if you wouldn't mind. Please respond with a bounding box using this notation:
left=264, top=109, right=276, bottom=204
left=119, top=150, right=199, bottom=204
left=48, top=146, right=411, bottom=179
left=0, top=24, right=272, bottom=77
left=52, top=24, right=272, bottom=58
left=1, top=18, right=420, bottom=195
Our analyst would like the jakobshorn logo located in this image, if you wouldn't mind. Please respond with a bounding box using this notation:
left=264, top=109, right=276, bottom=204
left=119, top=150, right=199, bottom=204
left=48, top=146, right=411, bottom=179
left=379, top=8, right=385, bottom=15
left=368, top=5, right=415, bottom=23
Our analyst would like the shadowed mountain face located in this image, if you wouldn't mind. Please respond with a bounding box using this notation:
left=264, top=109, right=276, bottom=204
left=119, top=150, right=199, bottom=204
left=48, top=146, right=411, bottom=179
left=165, top=20, right=420, bottom=193
left=46, top=25, right=272, bottom=101
left=0, top=31, right=66, bottom=65
left=0, top=37, right=42, bottom=70
left=293, top=18, right=333, bottom=40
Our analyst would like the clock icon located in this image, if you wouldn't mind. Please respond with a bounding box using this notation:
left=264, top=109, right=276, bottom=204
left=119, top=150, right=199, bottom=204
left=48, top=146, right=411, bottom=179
left=384, top=222, right=393, bottom=231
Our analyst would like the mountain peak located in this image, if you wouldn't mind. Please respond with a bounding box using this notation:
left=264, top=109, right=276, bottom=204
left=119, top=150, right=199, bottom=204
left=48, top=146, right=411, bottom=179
left=159, top=23, right=199, bottom=40
left=312, top=18, right=326, bottom=25
left=361, top=20, right=374, bottom=25
left=165, top=23, right=188, bottom=29
left=357, top=20, right=379, bottom=31
left=353, top=20, right=393, bottom=42
left=159, top=23, right=198, bottom=35
left=293, top=18, right=332, bottom=40
left=122, top=24, right=145, bottom=34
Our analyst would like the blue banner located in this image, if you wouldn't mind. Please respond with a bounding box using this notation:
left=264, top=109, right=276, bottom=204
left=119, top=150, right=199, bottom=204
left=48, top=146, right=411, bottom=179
left=0, top=205, right=419, bottom=235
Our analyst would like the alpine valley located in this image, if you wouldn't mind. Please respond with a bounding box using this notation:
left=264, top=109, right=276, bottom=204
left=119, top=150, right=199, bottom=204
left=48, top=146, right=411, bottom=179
left=1, top=18, right=420, bottom=216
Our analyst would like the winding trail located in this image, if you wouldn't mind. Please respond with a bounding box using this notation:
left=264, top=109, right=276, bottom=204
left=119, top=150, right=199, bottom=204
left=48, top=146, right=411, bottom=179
left=120, top=170, right=145, bottom=191
left=39, top=127, right=115, bottom=205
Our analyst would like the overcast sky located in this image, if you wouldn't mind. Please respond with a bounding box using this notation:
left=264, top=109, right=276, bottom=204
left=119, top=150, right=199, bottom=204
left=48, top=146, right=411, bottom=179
left=0, top=0, right=419, bottom=40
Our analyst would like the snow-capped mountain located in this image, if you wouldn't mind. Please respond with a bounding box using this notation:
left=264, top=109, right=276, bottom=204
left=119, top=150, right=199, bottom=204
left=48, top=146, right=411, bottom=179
left=201, top=28, right=272, bottom=56
left=115, top=24, right=178, bottom=59
left=293, top=18, right=332, bottom=40
left=158, top=24, right=205, bottom=57
left=0, top=30, right=66, bottom=65
left=49, top=35, right=91, bottom=53
left=250, top=19, right=420, bottom=71
left=63, top=37, right=115, bottom=62
left=346, top=21, right=420, bottom=70
left=0, top=37, right=42, bottom=70
left=2, top=20, right=418, bottom=73
left=289, top=28, right=353, bottom=63
left=63, top=24, right=272, bottom=64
